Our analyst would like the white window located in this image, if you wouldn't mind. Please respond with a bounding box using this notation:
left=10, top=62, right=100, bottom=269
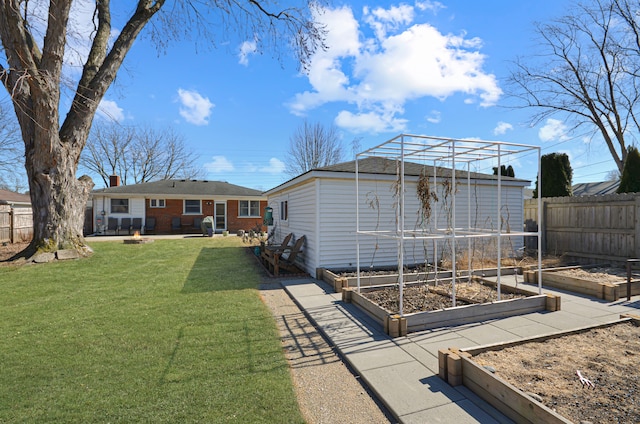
left=280, top=200, right=288, bottom=221
left=111, top=198, right=129, bottom=214
left=239, top=200, right=260, bottom=217
left=150, top=199, right=165, bottom=208
left=184, top=199, right=201, bottom=214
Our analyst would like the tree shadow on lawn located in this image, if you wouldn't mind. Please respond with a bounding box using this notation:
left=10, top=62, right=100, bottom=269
left=181, top=246, right=264, bottom=293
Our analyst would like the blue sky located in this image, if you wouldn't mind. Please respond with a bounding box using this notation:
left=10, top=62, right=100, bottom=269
left=5, top=0, right=621, bottom=191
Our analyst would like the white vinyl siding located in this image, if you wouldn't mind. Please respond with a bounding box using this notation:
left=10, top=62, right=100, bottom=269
left=268, top=182, right=316, bottom=271
left=130, top=198, right=145, bottom=217
left=267, top=174, right=526, bottom=276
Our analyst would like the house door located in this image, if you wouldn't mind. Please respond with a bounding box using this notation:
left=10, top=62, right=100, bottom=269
left=214, top=202, right=226, bottom=233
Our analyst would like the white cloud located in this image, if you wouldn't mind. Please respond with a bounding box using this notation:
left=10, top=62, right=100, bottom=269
left=288, top=3, right=502, bottom=133
left=335, top=110, right=407, bottom=133
left=177, top=89, right=214, bottom=125
left=539, top=118, right=570, bottom=142
left=238, top=40, right=257, bottom=66
left=364, top=4, right=415, bottom=40
left=415, top=0, right=445, bottom=13
left=259, top=158, right=286, bottom=174
left=426, top=110, right=441, bottom=124
left=96, top=99, right=125, bottom=122
left=493, top=121, right=513, bottom=135
left=204, top=156, right=235, bottom=173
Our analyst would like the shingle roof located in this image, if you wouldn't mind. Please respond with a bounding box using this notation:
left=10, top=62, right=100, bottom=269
left=572, top=181, right=620, bottom=196
left=316, top=156, right=526, bottom=182
left=92, top=179, right=263, bottom=197
left=0, top=189, right=31, bottom=205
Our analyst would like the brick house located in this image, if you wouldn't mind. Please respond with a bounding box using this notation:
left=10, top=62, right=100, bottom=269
left=90, top=177, right=267, bottom=235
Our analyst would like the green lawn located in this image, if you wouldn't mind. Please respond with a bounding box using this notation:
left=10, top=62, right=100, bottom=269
left=0, top=237, right=303, bottom=423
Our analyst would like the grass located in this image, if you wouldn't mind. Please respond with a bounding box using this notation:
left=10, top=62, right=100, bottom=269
left=0, top=237, right=303, bottom=423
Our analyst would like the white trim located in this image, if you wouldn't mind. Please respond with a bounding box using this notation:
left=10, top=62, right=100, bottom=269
left=214, top=201, right=227, bottom=231
left=238, top=199, right=261, bottom=218
left=183, top=199, right=202, bottom=215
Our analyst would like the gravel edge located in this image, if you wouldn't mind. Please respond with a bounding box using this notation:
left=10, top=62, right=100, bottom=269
left=259, top=280, right=393, bottom=424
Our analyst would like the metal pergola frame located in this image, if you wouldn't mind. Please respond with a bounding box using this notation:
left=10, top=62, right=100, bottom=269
left=355, top=134, right=543, bottom=315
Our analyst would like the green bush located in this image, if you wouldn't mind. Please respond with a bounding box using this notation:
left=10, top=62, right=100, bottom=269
left=533, top=153, right=573, bottom=198
left=617, top=146, right=640, bottom=193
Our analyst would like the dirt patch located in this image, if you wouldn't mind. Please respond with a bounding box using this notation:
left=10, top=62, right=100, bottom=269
left=555, top=266, right=629, bottom=283
left=0, top=242, right=30, bottom=263
left=361, top=281, right=526, bottom=314
left=472, top=322, right=640, bottom=423
left=334, top=255, right=567, bottom=279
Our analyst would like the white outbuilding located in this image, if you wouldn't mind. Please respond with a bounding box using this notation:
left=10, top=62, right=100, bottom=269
left=265, top=135, right=535, bottom=278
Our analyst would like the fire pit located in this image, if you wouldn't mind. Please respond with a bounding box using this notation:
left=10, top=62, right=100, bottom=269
left=123, top=231, right=154, bottom=245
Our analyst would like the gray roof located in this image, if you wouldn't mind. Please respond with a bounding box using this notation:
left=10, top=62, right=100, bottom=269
left=572, top=181, right=619, bottom=196
left=266, top=156, right=529, bottom=194
left=93, top=179, right=263, bottom=197
left=316, top=157, right=527, bottom=182
left=0, top=189, right=31, bottom=205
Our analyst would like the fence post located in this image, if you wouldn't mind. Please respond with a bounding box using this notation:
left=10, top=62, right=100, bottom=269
left=10, top=208, right=14, bottom=243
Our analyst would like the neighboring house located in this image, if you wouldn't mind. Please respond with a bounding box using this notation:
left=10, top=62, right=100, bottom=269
left=90, top=177, right=267, bottom=235
left=0, top=189, right=31, bottom=208
left=572, top=181, right=619, bottom=197
left=0, top=189, right=33, bottom=243
left=264, top=156, right=530, bottom=277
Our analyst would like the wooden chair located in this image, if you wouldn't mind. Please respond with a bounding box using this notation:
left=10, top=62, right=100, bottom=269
left=262, top=235, right=305, bottom=276
left=262, top=233, right=293, bottom=256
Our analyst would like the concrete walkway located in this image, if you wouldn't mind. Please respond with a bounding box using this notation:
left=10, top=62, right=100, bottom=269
left=281, top=276, right=640, bottom=424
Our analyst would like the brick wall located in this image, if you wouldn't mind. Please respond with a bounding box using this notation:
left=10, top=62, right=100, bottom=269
left=144, top=198, right=266, bottom=234
left=226, top=200, right=267, bottom=233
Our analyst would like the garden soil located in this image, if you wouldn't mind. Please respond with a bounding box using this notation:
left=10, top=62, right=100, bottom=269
left=473, top=322, right=640, bottom=424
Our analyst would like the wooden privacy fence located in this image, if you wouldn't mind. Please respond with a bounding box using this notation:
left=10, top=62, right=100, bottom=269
left=0, top=205, right=33, bottom=243
left=524, top=193, right=640, bottom=265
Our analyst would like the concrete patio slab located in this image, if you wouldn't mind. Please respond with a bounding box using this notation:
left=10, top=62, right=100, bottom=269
left=281, top=276, right=640, bottom=423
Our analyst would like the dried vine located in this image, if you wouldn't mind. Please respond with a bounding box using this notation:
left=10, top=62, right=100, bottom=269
left=417, top=169, right=438, bottom=224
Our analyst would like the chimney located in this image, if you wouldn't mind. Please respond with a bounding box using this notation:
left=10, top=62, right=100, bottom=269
left=109, top=175, right=121, bottom=187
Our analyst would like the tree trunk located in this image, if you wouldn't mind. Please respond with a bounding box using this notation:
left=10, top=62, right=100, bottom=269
left=18, top=92, right=95, bottom=258
left=27, top=149, right=94, bottom=256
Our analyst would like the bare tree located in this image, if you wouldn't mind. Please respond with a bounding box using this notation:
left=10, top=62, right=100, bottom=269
left=81, top=122, right=135, bottom=187
left=0, top=101, right=26, bottom=191
left=507, top=0, right=640, bottom=174
left=0, top=1, right=324, bottom=259
left=285, top=120, right=345, bottom=175
left=82, top=123, right=205, bottom=187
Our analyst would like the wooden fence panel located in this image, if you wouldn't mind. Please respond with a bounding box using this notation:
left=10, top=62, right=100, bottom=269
left=524, top=194, right=639, bottom=265
left=0, top=206, right=33, bottom=243
left=12, top=208, right=33, bottom=243
left=0, top=205, right=10, bottom=243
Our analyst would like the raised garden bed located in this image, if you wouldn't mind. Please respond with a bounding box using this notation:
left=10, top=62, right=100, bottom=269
left=341, top=279, right=560, bottom=337
left=319, top=266, right=519, bottom=293
left=439, top=314, right=640, bottom=424
left=523, top=264, right=640, bottom=301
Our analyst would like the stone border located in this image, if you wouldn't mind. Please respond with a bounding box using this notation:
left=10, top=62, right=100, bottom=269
left=341, top=279, right=560, bottom=337
left=438, top=314, right=640, bottom=424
